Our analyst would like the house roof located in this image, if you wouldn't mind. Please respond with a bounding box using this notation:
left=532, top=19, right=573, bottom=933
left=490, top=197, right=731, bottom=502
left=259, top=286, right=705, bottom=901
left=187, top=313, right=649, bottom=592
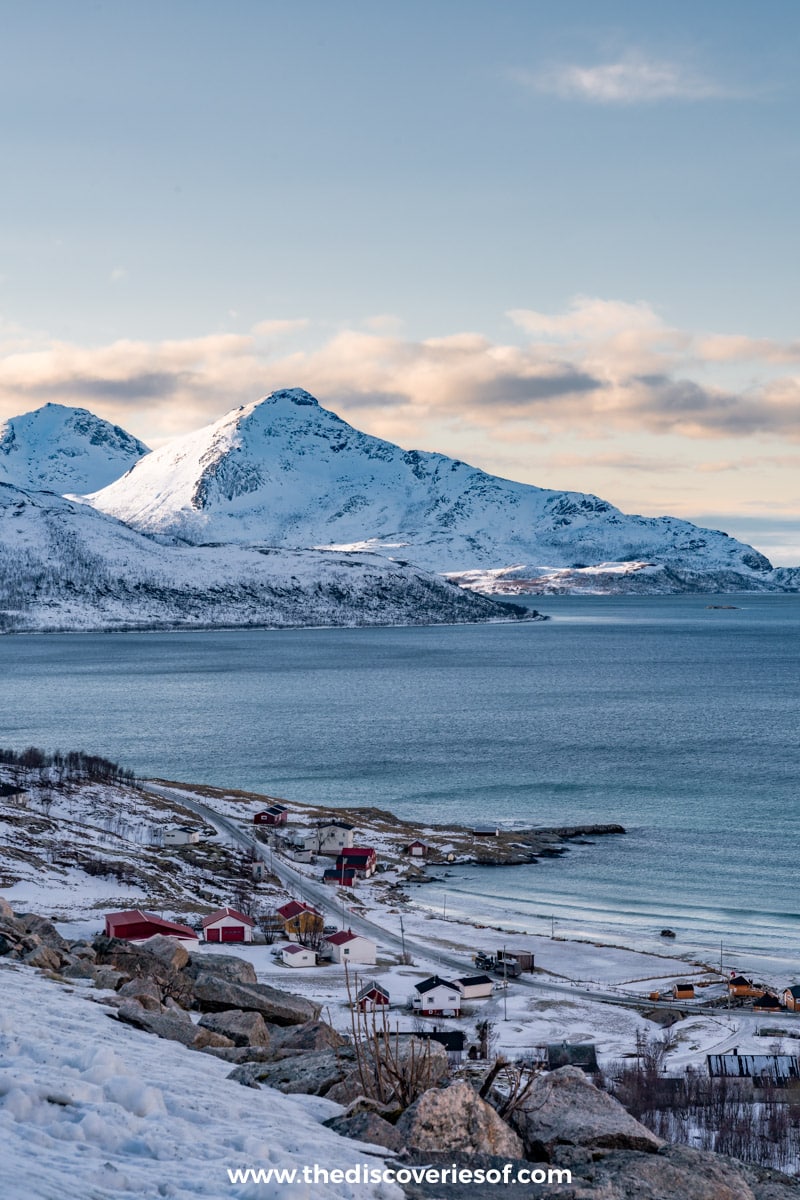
left=456, top=974, right=493, bottom=987
left=356, top=980, right=390, bottom=1001
left=406, top=840, right=428, bottom=849
left=201, top=906, right=256, bottom=929
left=729, top=975, right=752, bottom=986
left=105, top=909, right=196, bottom=939
left=412, top=1030, right=466, bottom=1051
left=323, top=868, right=356, bottom=879
left=340, top=846, right=375, bottom=857
left=547, top=1042, right=599, bottom=1071
left=283, top=943, right=312, bottom=956
left=414, top=975, right=459, bottom=994
left=276, top=900, right=321, bottom=920
left=785, top=985, right=800, bottom=999
left=316, top=820, right=355, bottom=831
left=753, top=993, right=781, bottom=1007
left=326, top=928, right=373, bottom=946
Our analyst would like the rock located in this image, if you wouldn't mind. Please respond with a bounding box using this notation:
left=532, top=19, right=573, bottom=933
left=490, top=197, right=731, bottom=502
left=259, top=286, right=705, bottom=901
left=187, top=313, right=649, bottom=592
left=396, top=1082, right=523, bottom=1157
left=199, top=1046, right=276, bottom=1065
left=190, top=974, right=319, bottom=1026
left=114, top=1000, right=200, bottom=1047
left=566, top=1143, right=759, bottom=1199
left=61, top=959, right=98, bottom=980
left=192, top=1027, right=235, bottom=1050
left=510, top=1067, right=663, bottom=1159
left=118, top=976, right=165, bottom=1011
left=16, top=914, right=71, bottom=953
left=68, top=942, right=97, bottom=961
left=135, top=933, right=191, bottom=972
left=92, top=966, right=130, bottom=990
left=184, top=953, right=257, bottom=985
left=0, top=897, right=16, bottom=920
left=198, top=1009, right=271, bottom=1048
left=227, top=1048, right=358, bottom=1094
left=23, top=944, right=63, bottom=971
left=324, top=1111, right=404, bottom=1152
left=269, top=1020, right=345, bottom=1054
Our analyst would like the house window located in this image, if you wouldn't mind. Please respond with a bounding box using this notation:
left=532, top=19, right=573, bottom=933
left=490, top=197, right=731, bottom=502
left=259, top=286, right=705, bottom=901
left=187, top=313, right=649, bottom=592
left=344, top=948, right=349, bottom=955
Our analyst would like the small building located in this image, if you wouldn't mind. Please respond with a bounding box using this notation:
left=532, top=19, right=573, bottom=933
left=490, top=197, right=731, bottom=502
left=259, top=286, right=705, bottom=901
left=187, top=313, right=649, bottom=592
left=472, top=825, right=499, bottom=837
left=253, top=806, right=288, bottom=826
left=411, top=976, right=462, bottom=1016
left=201, top=906, right=255, bottom=944
left=673, top=983, right=695, bottom=1001
left=104, top=909, right=197, bottom=942
left=281, top=944, right=316, bottom=968
left=454, top=974, right=494, bottom=1000
left=355, top=981, right=390, bottom=1012
left=497, top=948, right=535, bottom=973
left=406, top=840, right=429, bottom=858
left=305, top=821, right=355, bottom=856
left=276, top=900, right=324, bottom=938
left=783, top=985, right=800, bottom=1012
left=325, top=928, right=377, bottom=965
left=163, top=826, right=201, bottom=846
left=411, top=1029, right=466, bottom=1065
left=728, top=975, right=764, bottom=999
left=323, top=866, right=357, bottom=887
left=546, top=1042, right=599, bottom=1074
left=337, top=847, right=377, bottom=878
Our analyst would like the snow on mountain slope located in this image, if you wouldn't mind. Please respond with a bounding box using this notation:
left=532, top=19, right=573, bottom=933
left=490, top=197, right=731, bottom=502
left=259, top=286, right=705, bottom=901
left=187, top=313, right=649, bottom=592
left=85, top=389, right=775, bottom=584
left=0, top=482, right=527, bottom=632
left=0, top=403, right=149, bottom=493
left=0, top=961, right=402, bottom=1200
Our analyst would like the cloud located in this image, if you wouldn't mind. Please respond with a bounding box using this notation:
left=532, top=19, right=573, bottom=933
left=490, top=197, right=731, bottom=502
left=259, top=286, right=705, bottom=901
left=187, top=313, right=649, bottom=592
left=1, top=301, right=800, bottom=448
left=514, top=53, right=728, bottom=104
left=252, top=318, right=310, bottom=338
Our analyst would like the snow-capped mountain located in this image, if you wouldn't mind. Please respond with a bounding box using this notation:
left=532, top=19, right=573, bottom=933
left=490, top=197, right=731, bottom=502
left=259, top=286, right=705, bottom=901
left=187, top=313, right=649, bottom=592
left=0, top=402, right=149, bottom=493
left=85, top=388, right=776, bottom=588
left=0, top=481, right=526, bottom=632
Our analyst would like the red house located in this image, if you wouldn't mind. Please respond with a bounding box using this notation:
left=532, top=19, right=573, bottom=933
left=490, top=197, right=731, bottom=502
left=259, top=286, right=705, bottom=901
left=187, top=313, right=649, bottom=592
left=201, top=906, right=255, bottom=944
left=254, top=805, right=288, bottom=826
left=337, top=847, right=377, bottom=878
left=323, top=866, right=357, bottom=886
left=104, top=910, right=197, bottom=942
left=355, top=981, right=390, bottom=1011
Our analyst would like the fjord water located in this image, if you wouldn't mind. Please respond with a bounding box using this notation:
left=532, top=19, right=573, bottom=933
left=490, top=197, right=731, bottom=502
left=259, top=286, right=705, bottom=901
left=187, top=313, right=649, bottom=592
left=2, top=595, right=798, bottom=973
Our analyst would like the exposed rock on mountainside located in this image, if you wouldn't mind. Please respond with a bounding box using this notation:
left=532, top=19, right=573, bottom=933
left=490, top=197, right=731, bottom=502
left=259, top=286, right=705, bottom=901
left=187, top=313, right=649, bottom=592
left=84, top=387, right=789, bottom=590
left=0, top=402, right=148, bottom=492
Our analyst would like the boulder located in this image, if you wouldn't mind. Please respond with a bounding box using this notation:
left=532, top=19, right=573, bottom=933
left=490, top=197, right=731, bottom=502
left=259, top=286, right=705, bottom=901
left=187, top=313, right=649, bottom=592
left=16, top=914, right=71, bottom=953
left=396, top=1082, right=523, bottom=1157
left=61, top=959, right=98, bottom=980
left=198, top=1009, right=271, bottom=1048
left=191, top=1027, right=236, bottom=1050
left=556, top=1144, right=759, bottom=1199
left=268, top=1019, right=345, bottom=1054
left=199, top=1046, right=276, bottom=1065
left=227, top=1048, right=358, bottom=1094
left=184, top=953, right=257, bottom=985
left=190, top=974, right=319, bottom=1026
left=92, top=966, right=131, bottom=990
left=0, top=896, right=15, bottom=920
left=23, top=944, right=63, bottom=971
left=114, top=1000, right=200, bottom=1047
left=324, top=1111, right=404, bottom=1152
left=510, top=1067, right=663, bottom=1159
left=118, top=976, right=165, bottom=1011
left=92, top=937, right=193, bottom=1006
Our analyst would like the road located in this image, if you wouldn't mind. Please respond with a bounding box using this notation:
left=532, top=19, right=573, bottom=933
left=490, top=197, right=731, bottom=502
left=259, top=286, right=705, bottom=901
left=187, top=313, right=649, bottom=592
left=143, top=783, right=797, bottom=1030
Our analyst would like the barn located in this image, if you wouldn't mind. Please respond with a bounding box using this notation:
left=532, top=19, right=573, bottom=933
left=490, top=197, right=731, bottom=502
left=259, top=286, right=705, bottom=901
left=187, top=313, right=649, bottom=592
left=104, top=910, right=197, bottom=942
left=201, top=906, right=255, bottom=944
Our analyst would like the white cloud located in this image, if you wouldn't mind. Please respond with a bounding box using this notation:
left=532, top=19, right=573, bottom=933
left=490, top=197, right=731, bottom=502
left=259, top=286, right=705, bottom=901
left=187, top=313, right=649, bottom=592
left=514, top=53, right=728, bottom=104
left=252, top=317, right=310, bottom=338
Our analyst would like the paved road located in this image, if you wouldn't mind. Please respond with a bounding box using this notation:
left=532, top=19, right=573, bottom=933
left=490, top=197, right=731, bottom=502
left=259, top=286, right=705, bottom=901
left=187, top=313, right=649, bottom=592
left=143, top=783, right=798, bottom=1028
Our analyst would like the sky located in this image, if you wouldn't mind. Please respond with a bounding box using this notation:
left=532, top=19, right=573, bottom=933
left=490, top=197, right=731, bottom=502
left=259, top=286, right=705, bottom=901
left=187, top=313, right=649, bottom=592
left=1, top=0, right=799, bottom=561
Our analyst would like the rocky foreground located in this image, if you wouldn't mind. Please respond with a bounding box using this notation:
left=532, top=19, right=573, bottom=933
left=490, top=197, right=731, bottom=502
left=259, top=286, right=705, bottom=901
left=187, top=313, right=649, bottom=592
left=2, top=897, right=799, bottom=1199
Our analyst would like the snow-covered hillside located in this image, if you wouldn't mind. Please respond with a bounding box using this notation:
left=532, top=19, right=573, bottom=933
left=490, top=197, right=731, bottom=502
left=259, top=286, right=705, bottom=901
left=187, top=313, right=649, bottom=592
left=85, top=388, right=779, bottom=588
left=0, top=403, right=148, bottom=493
left=0, top=482, right=526, bottom=632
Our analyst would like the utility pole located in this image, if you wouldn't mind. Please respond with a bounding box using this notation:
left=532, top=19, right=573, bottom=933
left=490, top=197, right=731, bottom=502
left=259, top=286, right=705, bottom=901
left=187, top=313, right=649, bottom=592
left=442, top=892, right=447, bottom=921
left=551, top=915, right=555, bottom=939
left=399, top=914, right=406, bottom=962
left=503, top=943, right=508, bottom=1021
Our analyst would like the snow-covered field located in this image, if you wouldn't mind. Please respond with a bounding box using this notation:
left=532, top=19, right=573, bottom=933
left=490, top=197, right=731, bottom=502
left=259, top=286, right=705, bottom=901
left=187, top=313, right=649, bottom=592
left=0, top=962, right=401, bottom=1200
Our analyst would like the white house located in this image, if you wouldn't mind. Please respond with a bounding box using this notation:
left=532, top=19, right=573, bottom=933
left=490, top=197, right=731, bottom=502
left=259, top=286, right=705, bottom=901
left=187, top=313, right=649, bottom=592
left=281, top=944, right=316, bottom=968
left=454, top=974, right=494, bottom=1000
left=411, top=976, right=462, bottom=1016
left=163, top=826, right=200, bottom=846
left=305, top=821, right=355, bottom=856
left=324, top=929, right=377, bottom=965
left=201, top=906, right=255, bottom=944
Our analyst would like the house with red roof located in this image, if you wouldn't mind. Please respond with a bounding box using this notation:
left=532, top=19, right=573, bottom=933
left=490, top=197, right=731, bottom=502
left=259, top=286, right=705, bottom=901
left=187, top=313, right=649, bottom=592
left=281, top=943, right=316, bottom=968
left=324, top=928, right=376, bottom=965
left=201, top=906, right=255, bottom=944
left=355, top=981, right=390, bottom=1011
left=276, top=899, right=324, bottom=937
left=104, top=910, right=197, bottom=942
left=336, top=846, right=377, bottom=878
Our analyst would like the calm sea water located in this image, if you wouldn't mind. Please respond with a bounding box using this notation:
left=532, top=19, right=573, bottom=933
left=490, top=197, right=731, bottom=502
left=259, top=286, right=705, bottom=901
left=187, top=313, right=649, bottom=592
left=1, top=595, right=798, bottom=972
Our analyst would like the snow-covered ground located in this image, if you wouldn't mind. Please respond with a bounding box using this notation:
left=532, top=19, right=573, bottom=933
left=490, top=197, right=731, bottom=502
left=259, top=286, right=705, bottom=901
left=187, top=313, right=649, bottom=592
left=0, top=961, right=401, bottom=1200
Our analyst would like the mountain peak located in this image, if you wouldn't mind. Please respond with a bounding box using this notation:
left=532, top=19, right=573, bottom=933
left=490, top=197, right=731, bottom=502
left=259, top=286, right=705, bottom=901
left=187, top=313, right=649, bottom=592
left=0, top=404, right=149, bottom=493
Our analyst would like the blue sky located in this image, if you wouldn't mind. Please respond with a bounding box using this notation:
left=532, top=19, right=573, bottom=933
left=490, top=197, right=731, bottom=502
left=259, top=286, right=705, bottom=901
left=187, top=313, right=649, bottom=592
left=1, top=0, right=799, bottom=560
